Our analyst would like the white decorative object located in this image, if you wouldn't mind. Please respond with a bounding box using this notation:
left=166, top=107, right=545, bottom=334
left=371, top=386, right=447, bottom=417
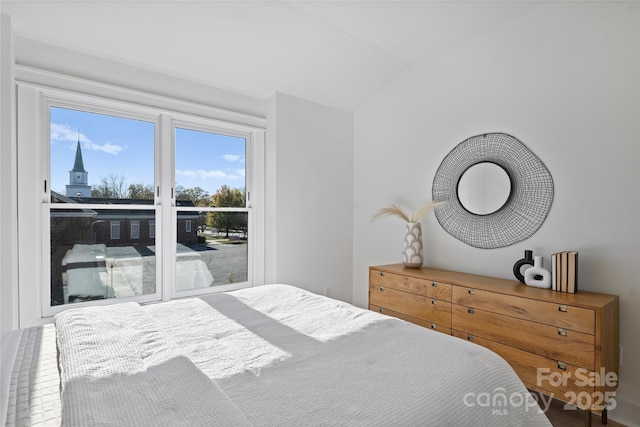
left=402, top=222, right=424, bottom=268
left=524, top=256, right=551, bottom=289
left=371, top=201, right=442, bottom=269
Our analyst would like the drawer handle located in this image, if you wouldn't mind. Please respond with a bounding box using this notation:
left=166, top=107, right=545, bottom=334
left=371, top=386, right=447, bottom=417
left=468, top=288, right=475, bottom=295
left=432, top=281, right=438, bottom=287
left=379, top=286, right=384, bottom=292
left=467, top=334, right=474, bottom=342
left=467, top=308, right=475, bottom=314
left=378, top=308, right=384, bottom=313
left=430, top=323, right=437, bottom=329
left=558, top=305, right=568, bottom=313
left=557, top=362, right=567, bottom=371
left=431, top=299, right=437, bottom=305
left=558, top=328, right=567, bottom=337
left=379, top=272, right=384, bottom=277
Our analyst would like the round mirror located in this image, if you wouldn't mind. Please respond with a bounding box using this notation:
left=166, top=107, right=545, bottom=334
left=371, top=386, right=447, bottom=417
left=457, top=162, right=511, bottom=215
left=432, top=132, right=554, bottom=249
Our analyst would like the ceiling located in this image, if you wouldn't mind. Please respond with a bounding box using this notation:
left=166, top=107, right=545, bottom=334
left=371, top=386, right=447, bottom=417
left=1, top=1, right=542, bottom=111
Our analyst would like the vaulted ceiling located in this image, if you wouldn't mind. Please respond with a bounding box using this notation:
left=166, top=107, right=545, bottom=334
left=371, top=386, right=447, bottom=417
left=2, top=1, right=542, bottom=111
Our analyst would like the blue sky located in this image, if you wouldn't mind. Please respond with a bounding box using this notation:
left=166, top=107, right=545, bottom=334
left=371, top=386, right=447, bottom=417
left=50, top=106, right=246, bottom=196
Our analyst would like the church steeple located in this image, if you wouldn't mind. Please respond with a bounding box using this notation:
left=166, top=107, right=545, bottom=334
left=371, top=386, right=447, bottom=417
left=71, top=140, right=87, bottom=173
left=66, top=137, right=92, bottom=197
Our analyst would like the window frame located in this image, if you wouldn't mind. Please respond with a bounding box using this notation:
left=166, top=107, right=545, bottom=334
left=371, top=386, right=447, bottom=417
left=41, top=94, right=162, bottom=316
left=17, top=80, right=266, bottom=326
left=169, top=116, right=256, bottom=299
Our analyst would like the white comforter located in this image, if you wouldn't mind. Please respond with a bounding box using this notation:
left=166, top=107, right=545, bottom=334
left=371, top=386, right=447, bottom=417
left=54, top=302, right=250, bottom=427
left=52, top=284, right=551, bottom=426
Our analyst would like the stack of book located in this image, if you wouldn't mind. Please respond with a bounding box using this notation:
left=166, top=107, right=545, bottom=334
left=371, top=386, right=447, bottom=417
left=551, top=251, right=578, bottom=293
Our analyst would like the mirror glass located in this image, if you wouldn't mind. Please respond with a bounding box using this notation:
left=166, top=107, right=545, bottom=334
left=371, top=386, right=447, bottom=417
left=457, top=162, right=511, bottom=215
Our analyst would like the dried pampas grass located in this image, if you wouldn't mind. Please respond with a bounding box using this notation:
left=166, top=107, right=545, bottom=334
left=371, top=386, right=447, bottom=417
left=372, top=201, right=443, bottom=223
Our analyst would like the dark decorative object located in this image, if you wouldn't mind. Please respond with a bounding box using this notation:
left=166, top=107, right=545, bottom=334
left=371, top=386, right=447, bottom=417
left=432, top=133, right=554, bottom=249
left=513, top=250, right=534, bottom=283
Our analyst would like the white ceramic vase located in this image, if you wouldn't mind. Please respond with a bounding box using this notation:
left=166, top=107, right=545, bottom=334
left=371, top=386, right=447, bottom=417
left=524, top=256, right=551, bottom=289
left=402, top=222, right=424, bottom=268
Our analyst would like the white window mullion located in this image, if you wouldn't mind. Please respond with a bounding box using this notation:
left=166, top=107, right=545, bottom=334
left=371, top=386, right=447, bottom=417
left=250, top=130, right=266, bottom=286
left=18, top=85, right=45, bottom=327
left=160, top=114, right=174, bottom=301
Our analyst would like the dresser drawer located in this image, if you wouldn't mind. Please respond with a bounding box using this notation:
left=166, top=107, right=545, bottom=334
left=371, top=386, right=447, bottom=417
left=370, top=269, right=452, bottom=301
left=452, top=286, right=595, bottom=334
left=452, top=330, right=600, bottom=409
left=370, top=304, right=451, bottom=334
left=452, top=305, right=594, bottom=368
left=369, top=284, right=451, bottom=327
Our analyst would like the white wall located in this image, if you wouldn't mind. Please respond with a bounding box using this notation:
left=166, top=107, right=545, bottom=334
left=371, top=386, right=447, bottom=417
left=353, top=2, right=639, bottom=425
left=267, top=92, right=354, bottom=302
left=14, top=37, right=265, bottom=119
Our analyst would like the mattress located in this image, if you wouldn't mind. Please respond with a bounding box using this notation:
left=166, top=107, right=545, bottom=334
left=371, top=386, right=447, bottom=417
left=2, top=325, right=61, bottom=427
left=2, top=284, right=552, bottom=426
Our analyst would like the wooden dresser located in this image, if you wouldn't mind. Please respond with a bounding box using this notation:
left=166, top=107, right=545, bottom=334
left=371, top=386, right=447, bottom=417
left=369, top=264, right=619, bottom=422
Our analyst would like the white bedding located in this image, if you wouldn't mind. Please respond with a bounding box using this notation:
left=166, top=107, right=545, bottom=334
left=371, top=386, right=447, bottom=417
left=4, top=284, right=552, bottom=426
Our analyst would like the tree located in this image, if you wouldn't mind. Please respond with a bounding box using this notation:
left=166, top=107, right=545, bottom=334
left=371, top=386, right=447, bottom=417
left=91, top=177, right=214, bottom=206
left=176, top=186, right=210, bottom=206
left=128, top=183, right=155, bottom=200
left=208, top=186, right=246, bottom=238
left=91, top=174, right=127, bottom=198
left=91, top=175, right=156, bottom=199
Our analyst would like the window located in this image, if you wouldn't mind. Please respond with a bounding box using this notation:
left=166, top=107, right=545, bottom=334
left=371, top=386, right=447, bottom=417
left=174, top=126, right=250, bottom=292
left=48, top=104, right=155, bottom=308
left=17, top=82, right=265, bottom=322
left=110, top=221, right=121, bottom=240
left=131, top=220, right=140, bottom=239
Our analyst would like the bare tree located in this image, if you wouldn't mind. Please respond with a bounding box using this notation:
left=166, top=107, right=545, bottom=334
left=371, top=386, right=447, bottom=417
left=91, top=174, right=127, bottom=198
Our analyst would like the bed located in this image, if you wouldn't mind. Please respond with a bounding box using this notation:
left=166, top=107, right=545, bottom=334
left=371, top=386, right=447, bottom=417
left=2, top=284, right=552, bottom=426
